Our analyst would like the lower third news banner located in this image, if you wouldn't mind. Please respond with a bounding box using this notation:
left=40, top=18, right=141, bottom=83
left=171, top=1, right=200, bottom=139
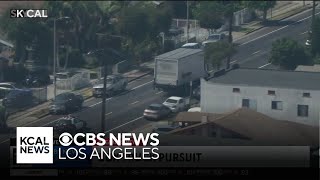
left=10, top=144, right=312, bottom=176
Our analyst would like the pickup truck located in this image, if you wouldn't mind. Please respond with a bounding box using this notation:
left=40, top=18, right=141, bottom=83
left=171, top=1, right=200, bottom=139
left=93, top=74, right=128, bottom=98
left=162, top=96, right=190, bottom=113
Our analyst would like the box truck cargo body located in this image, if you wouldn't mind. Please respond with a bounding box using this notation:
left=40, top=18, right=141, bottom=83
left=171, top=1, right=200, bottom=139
left=154, top=48, right=207, bottom=91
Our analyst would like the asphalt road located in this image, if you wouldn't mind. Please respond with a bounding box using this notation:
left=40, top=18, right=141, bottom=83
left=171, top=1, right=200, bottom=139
left=0, top=7, right=319, bottom=170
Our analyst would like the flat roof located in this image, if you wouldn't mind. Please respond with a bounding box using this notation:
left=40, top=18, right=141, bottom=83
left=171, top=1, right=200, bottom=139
left=208, top=68, right=320, bottom=90
left=156, top=48, right=202, bottom=60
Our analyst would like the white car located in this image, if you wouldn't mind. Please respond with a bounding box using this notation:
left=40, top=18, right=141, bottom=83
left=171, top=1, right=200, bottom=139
left=0, top=82, right=23, bottom=91
left=188, top=107, right=201, bottom=112
left=305, top=39, right=311, bottom=47
left=181, top=43, right=201, bottom=49
left=163, top=96, right=190, bottom=113
left=202, top=33, right=227, bottom=47
left=92, top=74, right=128, bottom=97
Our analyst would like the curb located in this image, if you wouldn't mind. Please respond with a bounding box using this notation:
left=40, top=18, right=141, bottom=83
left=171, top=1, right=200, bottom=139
left=238, top=5, right=312, bottom=38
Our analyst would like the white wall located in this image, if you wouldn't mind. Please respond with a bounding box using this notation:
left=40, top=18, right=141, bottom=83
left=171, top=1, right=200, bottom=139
left=200, top=79, right=320, bottom=126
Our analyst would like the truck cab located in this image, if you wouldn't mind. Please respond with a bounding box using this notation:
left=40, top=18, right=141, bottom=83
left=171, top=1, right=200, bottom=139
left=163, top=96, right=190, bottom=113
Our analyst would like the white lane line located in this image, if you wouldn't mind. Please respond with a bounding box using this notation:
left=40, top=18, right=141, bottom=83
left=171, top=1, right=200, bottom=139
left=156, top=91, right=163, bottom=94
left=131, top=101, right=139, bottom=105
left=89, top=98, right=112, bottom=107
left=105, top=116, right=144, bottom=133
left=0, top=139, right=9, bottom=144
left=105, top=112, right=113, bottom=116
left=131, top=81, right=153, bottom=90
left=252, top=50, right=260, bottom=55
left=230, top=60, right=237, bottom=64
left=301, top=31, right=308, bottom=35
left=239, top=11, right=320, bottom=46
left=258, top=63, right=271, bottom=69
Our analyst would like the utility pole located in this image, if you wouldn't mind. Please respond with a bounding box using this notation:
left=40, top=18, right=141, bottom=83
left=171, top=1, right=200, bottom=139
left=53, top=19, right=56, bottom=99
left=186, top=0, right=189, bottom=43
left=101, top=62, right=107, bottom=132
left=312, top=0, right=316, bottom=27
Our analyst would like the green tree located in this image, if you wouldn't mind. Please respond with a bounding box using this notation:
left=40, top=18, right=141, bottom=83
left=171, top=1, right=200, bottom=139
left=269, top=38, right=312, bottom=70
left=245, top=1, right=276, bottom=23
left=204, top=42, right=236, bottom=70
left=192, top=1, right=225, bottom=32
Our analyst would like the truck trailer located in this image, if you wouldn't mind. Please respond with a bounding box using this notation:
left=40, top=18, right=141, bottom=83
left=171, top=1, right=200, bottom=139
left=154, top=48, right=208, bottom=92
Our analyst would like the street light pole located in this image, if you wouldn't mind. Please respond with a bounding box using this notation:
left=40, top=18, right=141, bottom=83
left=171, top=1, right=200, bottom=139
left=101, top=62, right=107, bottom=132
left=53, top=19, right=57, bottom=99
left=52, top=16, right=70, bottom=100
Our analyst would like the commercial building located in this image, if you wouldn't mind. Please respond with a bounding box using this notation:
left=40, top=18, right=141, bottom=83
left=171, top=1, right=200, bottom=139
left=200, top=68, right=320, bottom=126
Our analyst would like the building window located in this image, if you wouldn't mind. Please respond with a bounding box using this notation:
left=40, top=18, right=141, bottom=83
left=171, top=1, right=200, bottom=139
left=233, top=88, right=240, bottom=93
left=242, top=99, right=249, bottom=108
left=303, top=92, right=310, bottom=98
left=271, top=101, right=283, bottom=110
left=268, top=90, right=275, bottom=95
left=297, top=105, right=309, bottom=117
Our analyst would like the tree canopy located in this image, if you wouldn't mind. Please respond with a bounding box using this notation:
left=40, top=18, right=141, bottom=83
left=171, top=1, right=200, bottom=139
left=245, top=1, right=276, bottom=22
left=204, top=42, right=236, bottom=70
left=269, top=38, right=312, bottom=70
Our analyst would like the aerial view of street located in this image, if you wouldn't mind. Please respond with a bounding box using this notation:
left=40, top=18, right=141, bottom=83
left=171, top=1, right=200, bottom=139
left=0, top=0, right=319, bottom=178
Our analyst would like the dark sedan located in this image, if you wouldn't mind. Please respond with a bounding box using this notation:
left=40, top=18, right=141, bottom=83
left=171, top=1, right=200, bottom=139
left=143, top=103, right=172, bottom=120
left=49, top=92, right=84, bottom=114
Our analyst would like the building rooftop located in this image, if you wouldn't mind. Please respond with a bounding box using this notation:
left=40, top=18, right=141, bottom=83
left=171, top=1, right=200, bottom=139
left=295, top=64, right=320, bottom=72
left=208, top=68, right=320, bottom=90
left=156, top=48, right=203, bottom=60
left=170, top=108, right=319, bottom=146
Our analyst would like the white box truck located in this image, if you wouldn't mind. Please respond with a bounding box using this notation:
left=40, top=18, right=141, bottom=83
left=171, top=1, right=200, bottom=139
left=154, top=48, right=208, bottom=92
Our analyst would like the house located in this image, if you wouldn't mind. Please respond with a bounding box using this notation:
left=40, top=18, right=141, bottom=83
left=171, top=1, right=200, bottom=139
left=166, top=108, right=319, bottom=146
left=200, top=68, right=320, bottom=126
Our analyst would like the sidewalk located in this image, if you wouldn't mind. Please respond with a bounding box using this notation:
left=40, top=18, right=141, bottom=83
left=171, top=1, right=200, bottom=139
left=232, top=1, right=313, bottom=41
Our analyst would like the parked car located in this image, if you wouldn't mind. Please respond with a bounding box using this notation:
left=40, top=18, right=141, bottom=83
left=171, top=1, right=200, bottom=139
left=192, top=86, right=200, bottom=100
left=49, top=92, right=84, bottom=114
left=0, top=82, right=25, bottom=91
left=202, top=33, right=227, bottom=47
left=163, top=96, right=190, bottom=113
left=2, top=89, right=34, bottom=108
left=24, top=69, right=51, bottom=87
left=187, top=107, right=201, bottom=112
left=152, top=124, right=180, bottom=134
left=143, top=103, right=172, bottom=120
left=54, top=115, right=87, bottom=134
left=92, top=74, right=128, bottom=98
left=181, top=43, right=201, bottom=49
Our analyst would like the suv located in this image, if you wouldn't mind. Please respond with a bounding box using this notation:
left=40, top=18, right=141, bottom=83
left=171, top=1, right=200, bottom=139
left=92, top=74, right=128, bottom=98
left=49, top=92, right=84, bottom=114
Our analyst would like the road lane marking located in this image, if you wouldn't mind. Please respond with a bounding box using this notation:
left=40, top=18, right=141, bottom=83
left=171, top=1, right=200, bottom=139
left=258, top=63, right=271, bottom=69
left=240, top=11, right=320, bottom=46
left=105, top=116, right=144, bottom=133
left=252, top=50, right=260, bottom=55
left=156, top=91, right=163, bottom=94
left=301, top=31, right=308, bottom=35
left=131, top=81, right=153, bottom=90
left=106, top=112, right=113, bottom=116
left=0, top=139, right=9, bottom=144
left=131, top=101, right=139, bottom=105
left=230, top=60, right=237, bottom=64
left=89, top=98, right=112, bottom=107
